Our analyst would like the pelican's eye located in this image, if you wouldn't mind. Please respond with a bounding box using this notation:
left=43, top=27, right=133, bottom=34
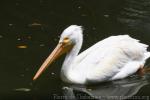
left=64, top=37, right=69, bottom=40
left=63, top=37, right=70, bottom=44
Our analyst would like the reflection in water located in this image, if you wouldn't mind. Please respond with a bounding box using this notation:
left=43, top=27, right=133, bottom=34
left=14, top=88, right=31, bottom=92
left=117, top=0, right=150, bottom=34
left=62, top=75, right=150, bottom=100
left=28, top=22, right=42, bottom=27
left=0, top=35, right=3, bottom=38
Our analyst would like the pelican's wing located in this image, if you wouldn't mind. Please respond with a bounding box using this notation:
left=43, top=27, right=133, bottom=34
left=74, top=35, right=150, bottom=83
left=75, top=35, right=139, bottom=63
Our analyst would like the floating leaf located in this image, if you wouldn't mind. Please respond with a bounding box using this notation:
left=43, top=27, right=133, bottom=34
left=17, top=45, right=28, bottom=49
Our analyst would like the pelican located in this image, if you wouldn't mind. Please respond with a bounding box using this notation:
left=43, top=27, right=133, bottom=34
left=33, top=25, right=150, bottom=84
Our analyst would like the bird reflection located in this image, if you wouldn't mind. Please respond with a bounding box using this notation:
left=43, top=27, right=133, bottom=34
left=62, top=75, right=150, bottom=100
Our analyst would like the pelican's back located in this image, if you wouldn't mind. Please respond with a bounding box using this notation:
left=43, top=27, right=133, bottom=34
left=73, top=35, right=150, bottom=83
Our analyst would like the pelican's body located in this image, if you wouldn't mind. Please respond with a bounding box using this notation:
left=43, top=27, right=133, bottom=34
left=33, top=25, right=150, bottom=84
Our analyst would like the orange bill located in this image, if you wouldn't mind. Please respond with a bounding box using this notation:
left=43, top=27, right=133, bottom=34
left=33, top=41, right=73, bottom=81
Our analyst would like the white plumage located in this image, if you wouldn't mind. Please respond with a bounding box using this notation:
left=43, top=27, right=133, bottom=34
left=33, top=25, right=150, bottom=84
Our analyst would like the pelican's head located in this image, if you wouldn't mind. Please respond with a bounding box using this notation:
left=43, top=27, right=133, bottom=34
left=33, top=25, right=83, bottom=80
left=59, top=25, right=83, bottom=45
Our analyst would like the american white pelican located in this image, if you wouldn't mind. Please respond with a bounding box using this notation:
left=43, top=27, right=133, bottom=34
left=33, top=25, right=150, bottom=84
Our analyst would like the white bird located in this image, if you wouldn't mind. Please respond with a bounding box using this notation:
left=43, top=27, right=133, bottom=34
left=33, top=25, right=150, bottom=84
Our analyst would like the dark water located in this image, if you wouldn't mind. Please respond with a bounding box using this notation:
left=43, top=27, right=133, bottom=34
left=0, top=0, right=150, bottom=100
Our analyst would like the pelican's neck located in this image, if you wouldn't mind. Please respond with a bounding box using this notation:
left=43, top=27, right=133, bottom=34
left=63, top=42, right=82, bottom=67
left=61, top=35, right=83, bottom=80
